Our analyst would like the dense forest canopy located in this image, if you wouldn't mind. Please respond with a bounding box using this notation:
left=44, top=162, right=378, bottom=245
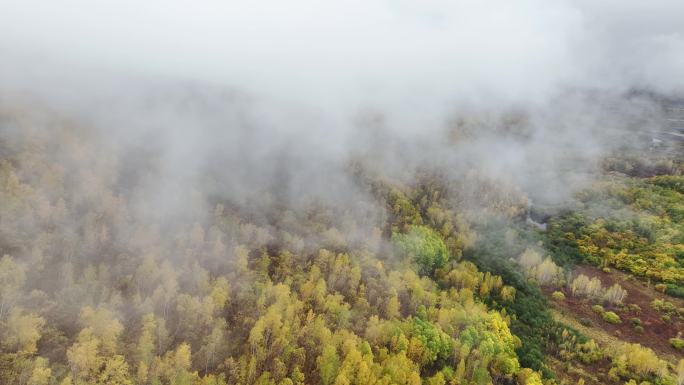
left=1, top=86, right=682, bottom=385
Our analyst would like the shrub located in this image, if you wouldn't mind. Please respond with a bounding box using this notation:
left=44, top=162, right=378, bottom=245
left=592, top=304, right=605, bottom=314
left=602, top=311, right=621, bottom=324
left=665, top=284, right=684, bottom=299
left=528, top=258, right=563, bottom=286
left=650, top=175, right=684, bottom=194
left=654, top=283, right=667, bottom=293
left=609, top=343, right=668, bottom=381
left=603, top=283, right=627, bottom=305
left=651, top=298, right=676, bottom=313
left=516, top=368, right=543, bottom=385
left=602, top=267, right=611, bottom=273
left=519, top=248, right=543, bottom=268
left=662, top=314, right=671, bottom=323
left=551, top=291, right=566, bottom=301
left=670, top=338, right=684, bottom=351
left=572, top=275, right=603, bottom=299
left=629, top=318, right=642, bottom=327
left=577, top=339, right=603, bottom=364
left=634, top=325, right=644, bottom=333
left=579, top=318, right=592, bottom=327
left=627, top=304, right=642, bottom=314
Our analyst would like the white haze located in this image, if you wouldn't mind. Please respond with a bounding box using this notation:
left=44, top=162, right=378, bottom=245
left=2, top=0, right=684, bottom=109
left=0, top=0, right=683, bottom=222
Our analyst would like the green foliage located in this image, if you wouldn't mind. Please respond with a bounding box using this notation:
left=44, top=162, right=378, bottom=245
left=98, top=355, right=132, bottom=385
left=387, top=189, right=423, bottom=230
left=649, top=175, right=684, bottom=195
left=392, top=226, right=449, bottom=275
left=466, top=222, right=558, bottom=378
left=655, top=283, right=668, bottom=293
left=2, top=105, right=681, bottom=385
left=408, top=317, right=453, bottom=365
left=316, top=345, right=340, bottom=385
left=2, top=127, right=639, bottom=385
left=545, top=178, right=684, bottom=286
left=602, top=311, right=621, bottom=324
left=665, top=283, right=684, bottom=299
left=651, top=299, right=677, bottom=314
left=0, top=151, right=547, bottom=385
left=551, top=291, right=565, bottom=301
left=669, top=338, right=684, bottom=352
left=544, top=213, right=590, bottom=266
left=576, top=339, right=603, bottom=364
left=608, top=343, right=670, bottom=384
left=517, top=368, right=544, bottom=385
left=1, top=308, right=44, bottom=354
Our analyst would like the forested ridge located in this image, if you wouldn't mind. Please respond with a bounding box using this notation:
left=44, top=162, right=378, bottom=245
left=3, top=0, right=684, bottom=382
left=0, top=107, right=533, bottom=385
left=1, top=102, right=684, bottom=385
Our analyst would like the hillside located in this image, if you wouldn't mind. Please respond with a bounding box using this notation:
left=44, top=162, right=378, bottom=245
left=0, top=93, right=682, bottom=385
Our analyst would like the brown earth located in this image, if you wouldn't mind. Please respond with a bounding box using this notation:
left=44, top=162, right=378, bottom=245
left=544, top=264, right=684, bottom=361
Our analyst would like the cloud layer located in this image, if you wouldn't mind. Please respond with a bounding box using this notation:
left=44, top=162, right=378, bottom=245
left=2, top=0, right=683, bottom=110
left=0, top=0, right=682, bottom=221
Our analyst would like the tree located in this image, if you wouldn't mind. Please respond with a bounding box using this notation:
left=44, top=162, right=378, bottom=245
left=155, top=343, right=198, bottom=385
left=136, top=313, right=157, bottom=384
left=210, top=277, right=230, bottom=312
left=571, top=274, right=603, bottom=299
left=174, top=294, right=214, bottom=344
left=27, top=357, right=51, bottom=385
left=98, top=355, right=132, bottom=385
left=603, top=283, right=627, bottom=305
left=2, top=308, right=44, bottom=354
left=334, top=340, right=377, bottom=385
left=376, top=351, right=421, bottom=385
left=79, top=306, right=123, bottom=355
left=529, top=258, right=562, bottom=286
left=392, top=226, right=449, bottom=275
left=0, top=255, right=25, bottom=319
left=408, top=318, right=453, bottom=366
left=517, top=368, right=543, bottom=385
left=317, top=344, right=340, bottom=385
left=67, top=329, right=102, bottom=382
left=519, top=249, right=542, bottom=269
left=291, top=365, right=305, bottom=385
left=200, top=319, right=226, bottom=376
left=385, top=292, right=401, bottom=320
left=609, top=343, right=668, bottom=381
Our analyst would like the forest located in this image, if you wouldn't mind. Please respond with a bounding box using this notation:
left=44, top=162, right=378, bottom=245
left=1, top=94, right=683, bottom=385
left=2, top=2, right=684, bottom=384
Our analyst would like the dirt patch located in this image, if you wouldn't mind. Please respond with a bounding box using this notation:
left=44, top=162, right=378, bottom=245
left=544, top=264, right=684, bottom=360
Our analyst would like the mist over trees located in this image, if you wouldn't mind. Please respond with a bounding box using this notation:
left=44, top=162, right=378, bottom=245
left=2, top=1, right=684, bottom=385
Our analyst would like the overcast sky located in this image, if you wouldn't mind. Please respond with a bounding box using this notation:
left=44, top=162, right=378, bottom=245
left=1, top=0, right=683, bottom=112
